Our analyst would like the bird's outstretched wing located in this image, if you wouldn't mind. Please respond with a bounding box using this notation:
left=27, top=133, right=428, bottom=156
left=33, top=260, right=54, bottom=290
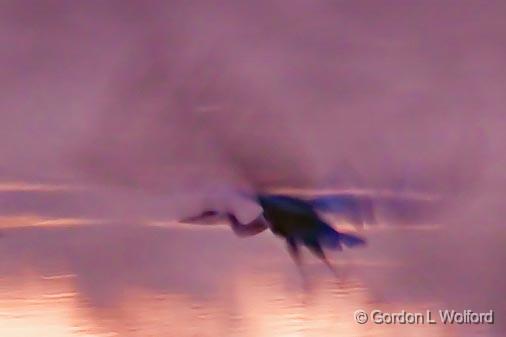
left=256, top=191, right=375, bottom=227
left=307, top=191, right=442, bottom=227
left=308, top=194, right=376, bottom=227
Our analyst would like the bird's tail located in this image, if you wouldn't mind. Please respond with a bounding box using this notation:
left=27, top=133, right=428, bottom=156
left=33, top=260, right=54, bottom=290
left=339, top=232, right=367, bottom=248
left=319, top=227, right=366, bottom=250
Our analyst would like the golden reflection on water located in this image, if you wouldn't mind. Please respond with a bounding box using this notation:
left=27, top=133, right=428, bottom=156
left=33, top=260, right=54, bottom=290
left=0, top=275, right=97, bottom=337
left=0, top=221, right=463, bottom=337
left=0, top=271, right=456, bottom=337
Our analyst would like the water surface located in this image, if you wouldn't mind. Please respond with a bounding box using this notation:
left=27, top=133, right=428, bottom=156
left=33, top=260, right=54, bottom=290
left=0, top=223, right=462, bottom=337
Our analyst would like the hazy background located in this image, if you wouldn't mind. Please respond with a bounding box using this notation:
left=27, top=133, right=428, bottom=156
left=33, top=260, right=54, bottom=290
left=1, top=1, right=505, bottom=336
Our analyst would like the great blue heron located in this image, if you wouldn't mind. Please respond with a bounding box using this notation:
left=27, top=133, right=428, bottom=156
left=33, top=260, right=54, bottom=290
left=181, top=192, right=373, bottom=274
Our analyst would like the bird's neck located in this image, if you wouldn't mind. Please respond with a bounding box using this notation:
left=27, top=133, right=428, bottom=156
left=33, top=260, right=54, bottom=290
left=225, top=212, right=242, bottom=226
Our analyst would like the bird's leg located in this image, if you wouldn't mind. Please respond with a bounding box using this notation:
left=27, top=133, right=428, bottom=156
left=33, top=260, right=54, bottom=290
left=306, top=240, right=339, bottom=277
left=287, top=238, right=301, bottom=266
left=286, top=237, right=307, bottom=281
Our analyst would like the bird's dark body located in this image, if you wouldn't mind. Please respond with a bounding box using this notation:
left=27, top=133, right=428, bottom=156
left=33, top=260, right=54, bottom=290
left=259, top=195, right=322, bottom=236
left=257, top=194, right=343, bottom=248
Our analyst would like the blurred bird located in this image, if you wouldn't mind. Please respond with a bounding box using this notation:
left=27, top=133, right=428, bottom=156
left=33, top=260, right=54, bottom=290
left=180, top=192, right=371, bottom=274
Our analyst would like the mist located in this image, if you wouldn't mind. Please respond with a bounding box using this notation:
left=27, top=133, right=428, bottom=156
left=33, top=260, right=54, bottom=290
left=1, top=1, right=505, bottom=336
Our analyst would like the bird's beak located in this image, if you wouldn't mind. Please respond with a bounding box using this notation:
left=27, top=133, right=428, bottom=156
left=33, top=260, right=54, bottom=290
left=179, top=210, right=221, bottom=224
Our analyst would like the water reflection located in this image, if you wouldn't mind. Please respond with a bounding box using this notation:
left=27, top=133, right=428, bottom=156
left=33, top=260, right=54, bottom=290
left=0, top=223, right=464, bottom=337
